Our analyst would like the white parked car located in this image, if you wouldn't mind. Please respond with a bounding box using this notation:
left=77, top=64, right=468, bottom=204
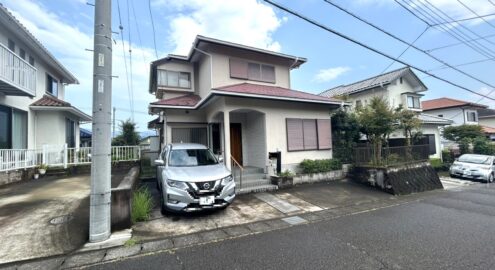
left=155, top=143, right=236, bottom=213
left=449, top=154, right=495, bottom=183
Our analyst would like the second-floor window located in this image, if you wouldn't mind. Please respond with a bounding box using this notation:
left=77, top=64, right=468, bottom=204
left=46, top=74, right=58, bottom=97
left=407, top=96, right=421, bottom=109
left=466, top=110, right=477, bottom=122
left=157, top=70, right=191, bottom=89
left=8, top=39, right=15, bottom=52
left=230, top=58, right=276, bottom=83
left=19, top=48, right=26, bottom=60
left=355, top=100, right=362, bottom=109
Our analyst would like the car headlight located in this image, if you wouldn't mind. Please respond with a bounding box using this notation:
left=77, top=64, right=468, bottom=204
left=221, top=175, right=234, bottom=185
left=167, top=179, right=188, bottom=189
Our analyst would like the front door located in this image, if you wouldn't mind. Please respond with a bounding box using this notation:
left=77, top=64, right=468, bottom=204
left=230, top=123, right=243, bottom=165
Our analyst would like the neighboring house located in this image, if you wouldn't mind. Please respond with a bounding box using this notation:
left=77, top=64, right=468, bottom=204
left=421, top=98, right=487, bottom=149
left=478, top=108, right=495, bottom=128
left=140, top=135, right=160, bottom=152
left=320, top=67, right=452, bottom=159
left=148, top=35, right=345, bottom=173
left=0, top=4, right=91, bottom=150
left=421, top=97, right=487, bottom=126
left=80, top=128, right=92, bottom=147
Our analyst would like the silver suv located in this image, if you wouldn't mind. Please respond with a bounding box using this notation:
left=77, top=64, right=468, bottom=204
left=155, top=143, right=235, bottom=213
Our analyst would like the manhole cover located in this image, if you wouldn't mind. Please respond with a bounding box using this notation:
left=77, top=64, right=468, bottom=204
left=50, top=215, right=73, bottom=225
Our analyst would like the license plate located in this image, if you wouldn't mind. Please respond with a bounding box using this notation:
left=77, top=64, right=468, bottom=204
left=199, top=196, right=215, bottom=205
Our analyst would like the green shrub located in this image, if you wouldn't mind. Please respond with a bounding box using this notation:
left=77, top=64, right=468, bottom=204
left=442, top=149, right=454, bottom=164
left=299, top=159, right=342, bottom=174
left=386, top=153, right=401, bottom=165
left=459, top=138, right=471, bottom=155
left=131, top=186, right=154, bottom=223
left=278, top=169, right=295, bottom=177
left=472, top=137, right=494, bottom=155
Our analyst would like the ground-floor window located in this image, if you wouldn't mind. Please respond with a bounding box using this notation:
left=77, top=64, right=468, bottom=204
left=171, top=127, right=207, bottom=146
left=286, top=118, right=331, bottom=151
left=0, top=105, right=27, bottom=149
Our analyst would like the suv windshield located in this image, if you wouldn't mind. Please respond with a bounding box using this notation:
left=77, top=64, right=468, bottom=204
left=458, top=155, right=492, bottom=165
left=168, top=149, right=218, bottom=167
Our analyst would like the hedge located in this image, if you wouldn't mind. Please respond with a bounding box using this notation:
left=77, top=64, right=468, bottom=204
left=299, top=159, right=342, bottom=174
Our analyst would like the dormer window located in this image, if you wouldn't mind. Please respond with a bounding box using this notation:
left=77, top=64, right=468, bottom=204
left=230, top=58, right=275, bottom=83
left=157, top=70, right=191, bottom=89
left=407, top=96, right=420, bottom=109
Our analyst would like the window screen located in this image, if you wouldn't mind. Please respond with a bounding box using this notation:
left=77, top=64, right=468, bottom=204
left=287, top=118, right=332, bottom=151
left=303, top=119, right=317, bottom=150
left=12, top=109, right=27, bottom=149
left=286, top=119, right=304, bottom=151
left=229, top=58, right=276, bottom=83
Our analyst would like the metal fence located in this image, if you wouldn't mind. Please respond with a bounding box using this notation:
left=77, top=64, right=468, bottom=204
left=0, top=145, right=141, bottom=172
left=354, top=144, right=430, bottom=166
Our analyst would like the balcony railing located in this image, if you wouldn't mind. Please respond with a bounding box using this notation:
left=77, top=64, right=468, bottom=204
left=0, top=43, right=36, bottom=96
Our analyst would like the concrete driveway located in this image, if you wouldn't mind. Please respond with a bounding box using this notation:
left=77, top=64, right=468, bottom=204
left=133, top=179, right=396, bottom=241
left=0, top=175, right=91, bottom=264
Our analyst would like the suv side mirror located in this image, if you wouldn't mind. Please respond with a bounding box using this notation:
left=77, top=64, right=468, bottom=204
left=155, top=159, right=165, bottom=166
left=218, top=156, right=224, bottom=163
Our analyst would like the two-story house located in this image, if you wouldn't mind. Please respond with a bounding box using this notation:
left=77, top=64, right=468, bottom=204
left=0, top=4, right=90, bottom=150
left=148, top=35, right=345, bottom=177
left=320, top=67, right=452, bottom=159
left=421, top=97, right=487, bottom=126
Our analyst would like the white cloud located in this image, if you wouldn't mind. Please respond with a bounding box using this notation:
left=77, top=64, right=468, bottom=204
left=154, top=0, right=284, bottom=54
left=357, top=0, right=495, bottom=25
left=313, top=67, right=351, bottom=83
left=3, top=0, right=156, bottom=130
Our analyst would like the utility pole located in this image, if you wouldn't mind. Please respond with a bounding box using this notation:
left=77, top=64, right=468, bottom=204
left=89, top=0, right=112, bottom=242
left=112, top=107, right=116, bottom=138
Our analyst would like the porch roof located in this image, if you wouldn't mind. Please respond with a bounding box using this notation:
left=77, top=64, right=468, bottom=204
left=418, top=113, right=453, bottom=125
left=30, top=95, right=92, bottom=122
left=150, top=83, right=346, bottom=110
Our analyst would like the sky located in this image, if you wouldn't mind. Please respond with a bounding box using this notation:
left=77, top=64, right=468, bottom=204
left=3, top=0, right=495, bottom=133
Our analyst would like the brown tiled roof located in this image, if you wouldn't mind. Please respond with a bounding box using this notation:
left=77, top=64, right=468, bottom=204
left=30, top=94, right=71, bottom=107
left=215, top=83, right=340, bottom=102
left=481, top=125, right=495, bottom=134
left=421, top=97, right=487, bottom=111
left=150, top=94, right=201, bottom=107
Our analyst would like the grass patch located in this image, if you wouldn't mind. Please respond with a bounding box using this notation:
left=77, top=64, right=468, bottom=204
left=124, top=238, right=138, bottom=247
left=131, top=186, right=154, bottom=223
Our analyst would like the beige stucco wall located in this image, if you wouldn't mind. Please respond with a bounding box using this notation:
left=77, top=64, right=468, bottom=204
left=209, top=51, right=290, bottom=90
left=163, top=96, right=335, bottom=172
left=155, top=60, right=195, bottom=99
left=35, top=111, right=65, bottom=147
left=479, top=117, right=495, bottom=128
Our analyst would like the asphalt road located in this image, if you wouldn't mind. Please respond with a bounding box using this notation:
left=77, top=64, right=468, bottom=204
left=89, top=183, right=495, bottom=270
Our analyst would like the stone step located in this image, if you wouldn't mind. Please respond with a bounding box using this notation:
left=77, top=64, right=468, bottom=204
left=237, top=184, right=278, bottom=195
left=236, top=173, right=267, bottom=181
left=236, top=178, right=272, bottom=188
left=233, top=166, right=264, bottom=175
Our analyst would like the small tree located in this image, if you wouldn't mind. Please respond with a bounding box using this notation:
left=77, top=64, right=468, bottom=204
left=396, top=105, right=422, bottom=147
left=472, top=137, right=494, bottom=155
left=442, top=125, right=484, bottom=143
left=355, top=97, right=398, bottom=165
left=112, top=119, right=140, bottom=146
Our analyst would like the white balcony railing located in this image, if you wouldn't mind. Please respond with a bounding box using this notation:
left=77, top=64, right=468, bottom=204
left=0, top=43, right=36, bottom=96
left=0, top=145, right=141, bottom=172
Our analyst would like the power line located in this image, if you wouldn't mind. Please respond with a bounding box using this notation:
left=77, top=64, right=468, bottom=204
left=425, top=33, right=495, bottom=52
left=427, top=57, right=495, bottom=72
left=116, top=0, right=133, bottom=120
left=262, top=0, right=495, bottom=101
left=430, top=12, right=495, bottom=26
left=130, top=0, right=148, bottom=66
left=322, top=0, right=495, bottom=92
left=126, top=0, right=135, bottom=121
left=456, top=0, right=495, bottom=31
left=148, top=0, right=159, bottom=58
left=421, top=0, right=495, bottom=49
left=414, top=0, right=495, bottom=58
left=396, top=0, right=495, bottom=60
